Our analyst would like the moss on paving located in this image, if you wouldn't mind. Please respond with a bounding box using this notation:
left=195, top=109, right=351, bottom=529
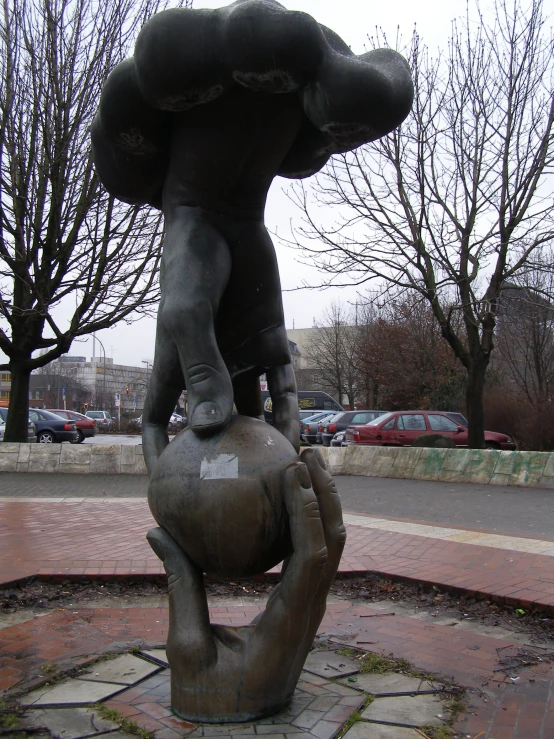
left=92, top=703, right=154, bottom=739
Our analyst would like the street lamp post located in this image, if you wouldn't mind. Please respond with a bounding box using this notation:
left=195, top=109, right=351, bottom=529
left=141, top=360, right=152, bottom=415
left=62, top=366, right=81, bottom=410
left=93, top=334, right=107, bottom=409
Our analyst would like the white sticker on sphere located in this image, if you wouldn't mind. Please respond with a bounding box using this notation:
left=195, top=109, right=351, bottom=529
left=200, top=454, right=239, bottom=480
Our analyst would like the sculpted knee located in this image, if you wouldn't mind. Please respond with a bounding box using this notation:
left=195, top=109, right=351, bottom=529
left=161, top=294, right=214, bottom=339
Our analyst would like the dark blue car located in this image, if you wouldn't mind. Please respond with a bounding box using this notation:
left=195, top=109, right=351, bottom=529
left=29, top=408, right=78, bottom=443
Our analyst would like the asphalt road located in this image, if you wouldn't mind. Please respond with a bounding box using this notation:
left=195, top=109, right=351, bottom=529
left=1, top=471, right=553, bottom=539
left=335, top=476, right=554, bottom=539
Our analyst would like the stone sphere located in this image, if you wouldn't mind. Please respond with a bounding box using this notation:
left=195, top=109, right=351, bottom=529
left=148, top=415, right=298, bottom=578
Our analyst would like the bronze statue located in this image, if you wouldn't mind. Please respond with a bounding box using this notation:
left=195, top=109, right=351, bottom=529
left=92, top=0, right=412, bottom=723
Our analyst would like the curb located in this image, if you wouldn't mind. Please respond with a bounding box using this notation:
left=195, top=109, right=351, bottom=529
left=317, top=445, right=554, bottom=489
left=2, top=567, right=552, bottom=615
left=3, top=442, right=554, bottom=488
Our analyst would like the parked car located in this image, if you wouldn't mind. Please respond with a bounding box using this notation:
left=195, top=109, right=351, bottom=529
left=129, top=413, right=186, bottom=432
left=129, top=415, right=142, bottom=430
left=444, top=412, right=469, bottom=427
left=85, top=410, right=114, bottom=431
left=330, top=431, right=346, bottom=447
left=344, top=410, right=515, bottom=449
left=0, top=408, right=37, bottom=442
left=319, top=410, right=388, bottom=447
left=299, top=409, right=322, bottom=421
left=262, top=390, right=343, bottom=424
left=301, top=411, right=336, bottom=444
left=47, top=410, right=96, bottom=444
left=299, top=411, right=330, bottom=441
left=28, top=408, right=78, bottom=443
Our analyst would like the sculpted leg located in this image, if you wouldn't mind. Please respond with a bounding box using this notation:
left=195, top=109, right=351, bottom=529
left=161, top=207, right=233, bottom=436
left=142, top=305, right=184, bottom=474
left=233, top=371, right=264, bottom=420
left=266, top=363, right=300, bottom=451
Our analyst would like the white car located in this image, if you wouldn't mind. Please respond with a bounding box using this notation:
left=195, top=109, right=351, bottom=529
left=0, top=408, right=37, bottom=442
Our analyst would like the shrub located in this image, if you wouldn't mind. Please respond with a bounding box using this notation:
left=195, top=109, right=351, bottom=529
left=484, top=388, right=554, bottom=451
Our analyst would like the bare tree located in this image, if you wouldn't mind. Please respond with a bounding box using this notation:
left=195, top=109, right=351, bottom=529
left=304, top=302, right=359, bottom=408
left=355, top=295, right=464, bottom=410
left=289, top=0, right=554, bottom=447
left=0, top=0, right=190, bottom=442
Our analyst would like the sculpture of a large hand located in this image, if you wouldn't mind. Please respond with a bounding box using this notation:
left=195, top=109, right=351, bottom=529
left=146, top=448, right=346, bottom=722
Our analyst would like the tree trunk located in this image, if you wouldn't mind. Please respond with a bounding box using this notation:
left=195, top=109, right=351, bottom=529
left=466, top=360, right=488, bottom=449
left=372, top=381, right=379, bottom=408
left=4, top=364, right=32, bottom=442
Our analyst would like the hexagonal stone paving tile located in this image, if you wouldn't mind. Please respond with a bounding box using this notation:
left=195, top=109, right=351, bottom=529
left=26, top=707, right=120, bottom=739
left=343, top=722, right=421, bottom=738
left=174, top=670, right=366, bottom=738
left=20, top=678, right=125, bottom=707
left=361, top=694, right=445, bottom=728
left=339, top=673, right=441, bottom=696
left=303, top=650, right=360, bottom=679
left=77, top=654, right=161, bottom=685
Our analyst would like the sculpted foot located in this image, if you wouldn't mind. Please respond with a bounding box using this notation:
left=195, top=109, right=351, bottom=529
left=190, top=401, right=228, bottom=435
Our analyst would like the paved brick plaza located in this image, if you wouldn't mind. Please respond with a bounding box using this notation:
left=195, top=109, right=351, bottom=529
left=2, top=489, right=554, bottom=736
left=2, top=497, right=554, bottom=609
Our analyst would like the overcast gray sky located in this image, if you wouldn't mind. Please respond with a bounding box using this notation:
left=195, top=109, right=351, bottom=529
left=4, top=0, right=553, bottom=367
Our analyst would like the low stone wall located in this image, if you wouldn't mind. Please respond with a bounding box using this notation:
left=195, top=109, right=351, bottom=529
left=0, top=442, right=147, bottom=475
left=317, top=445, right=554, bottom=488
left=1, top=442, right=554, bottom=488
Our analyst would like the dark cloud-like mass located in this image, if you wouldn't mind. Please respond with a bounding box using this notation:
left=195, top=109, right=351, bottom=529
left=92, top=0, right=413, bottom=208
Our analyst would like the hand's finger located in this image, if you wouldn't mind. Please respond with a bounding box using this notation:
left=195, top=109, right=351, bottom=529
left=283, top=462, right=327, bottom=565
left=300, top=448, right=346, bottom=584
left=249, top=464, right=326, bottom=659
left=147, top=526, right=202, bottom=588
left=147, top=527, right=215, bottom=661
left=260, top=462, right=327, bottom=611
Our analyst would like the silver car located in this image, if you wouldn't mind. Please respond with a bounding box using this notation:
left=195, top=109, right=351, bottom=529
left=85, top=410, right=114, bottom=431
left=0, top=407, right=37, bottom=442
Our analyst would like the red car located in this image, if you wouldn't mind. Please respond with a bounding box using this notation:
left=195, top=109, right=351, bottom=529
left=344, top=411, right=515, bottom=450
left=47, top=409, right=97, bottom=444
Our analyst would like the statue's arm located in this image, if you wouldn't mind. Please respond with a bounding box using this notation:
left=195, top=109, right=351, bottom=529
left=91, top=58, right=168, bottom=208
left=302, top=48, right=414, bottom=148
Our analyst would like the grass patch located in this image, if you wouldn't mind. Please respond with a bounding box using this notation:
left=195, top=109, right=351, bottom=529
left=91, top=703, right=154, bottom=739
left=359, top=652, right=411, bottom=675
left=335, top=696, right=375, bottom=739
left=0, top=711, right=20, bottom=729
left=0, top=698, right=21, bottom=730
left=418, top=725, right=455, bottom=738
left=416, top=696, right=468, bottom=738
left=335, top=647, right=359, bottom=659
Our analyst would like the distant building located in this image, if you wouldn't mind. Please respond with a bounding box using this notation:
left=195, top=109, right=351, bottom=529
left=287, top=328, right=320, bottom=370
left=27, top=356, right=154, bottom=414
left=0, top=371, right=10, bottom=407
left=259, top=340, right=302, bottom=391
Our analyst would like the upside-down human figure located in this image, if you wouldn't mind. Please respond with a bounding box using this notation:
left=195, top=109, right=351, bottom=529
left=91, top=0, right=413, bottom=471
